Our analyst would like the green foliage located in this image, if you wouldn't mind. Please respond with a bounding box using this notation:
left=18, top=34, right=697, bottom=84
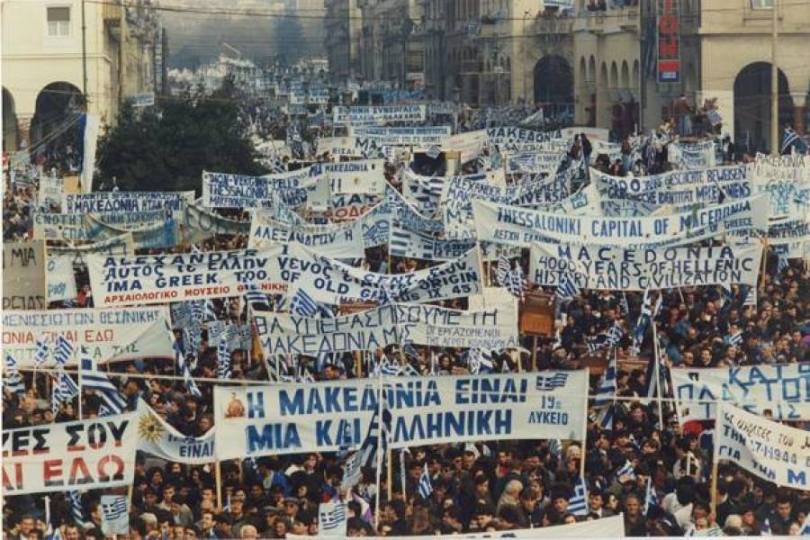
left=96, top=81, right=264, bottom=193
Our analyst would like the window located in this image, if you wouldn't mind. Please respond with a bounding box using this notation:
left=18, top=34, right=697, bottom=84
left=47, top=7, right=70, bottom=37
left=750, top=0, right=773, bottom=8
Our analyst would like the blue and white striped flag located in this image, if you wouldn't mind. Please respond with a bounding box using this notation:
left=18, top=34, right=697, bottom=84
left=644, top=476, right=659, bottom=514
left=341, top=451, right=363, bottom=489
left=798, top=513, right=810, bottom=536
left=568, top=477, right=589, bottom=516
left=496, top=256, right=511, bottom=286
left=4, top=354, right=25, bottom=395
left=190, top=300, right=204, bottom=323
left=616, top=460, right=636, bottom=480
left=727, top=331, right=743, bottom=346
left=35, top=339, right=50, bottom=367
left=781, top=127, right=808, bottom=155
left=244, top=282, right=268, bottom=306
left=52, top=372, right=79, bottom=414
left=631, top=289, right=652, bottom=352
left=290, top=288, right=319, bottom=317
left=507, top=264, right=526, bottom=301
left=67, top=491, right=85, bottom=526
left=100, top=495, right=129, bottom=535
left=593, top=352, right=617, bottom=407
left=418, top=463, right=433, bottom=499
left=80, top=351, right=127, bottom=415
left=556, top=271, right=580, bottom=300
left=204, top=299, right=217, bottom=321
left=606, top=321, right=624, bottom=348
left=318, top=502, right=347, bottom=536
left=468, top=348, right=494, bottom=375
left=176, top=341, right=201, bottom=398
left=217, top=340, right=231, bottom=379
left=53, top=336, right=74, bottom=366
left=777, top=255, right=789, bottom=274
left=360, top=401, right=391, bottom=467
left=377, top=356, right=402, bottom=377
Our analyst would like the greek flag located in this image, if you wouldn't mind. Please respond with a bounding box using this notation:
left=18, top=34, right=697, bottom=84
left=506, top=264, right=526, bottom=300
left=204, top=299, right=217, bottom=321
left=360, top=402, right=391, bottom=467
left=401, top=362, right=420, bottom=377
left=377, top=356, right=402, bottom=376
left=35, top=339, right=50, bottom=367
left=290, top=288, right=319, bottom=317
left=620, top=293, right=630, bottom=316
left=175, top=341, right=201, bottom=398
left=402, top=342, right=419, bottom=360
left=418, top=463, right=433, bottom=499
left=100, top=495, right=129, bottom=535
left=190, top=300, right=204, bottom=323
left=586, top=334, right=608, bottom=354
left=593, top=352, right=617, bottom=407
left=556, top=271, right=580, bottom=300
left=67, top=491, right=85, bottom=526
left=80, top=351, right=127, bottom=415
left=468, top=348, right=494, bottom=375
left=217, top=340, right=231, bottom=379
left=644, top=476, right=659, bottom=514
left=53, top=336, right=74, bottom=366
left=777, top=255, right=789, bottom=274
left=4, top=354, right=25, bottom=395
left=496, top=256, right=511, bottom=286
left=632, top=289, right=653, bottom=351
left=341, top=451, right=364, bottom=489
left=616, top=460, right=636, bottom=480
left=318, top=502, right=347, bottom=535
left=606, top=321, right=624, bottom=347
left=244, top=282, right=268, bottom=306
left=781, top=127, right=808, bottom=154
left=52, top=372, right=79, bottom=414
left=548, top=439, right=562, bottom=459
left=727, top=331, right=743, bottom=346
left=536, top=372, right=568, bottom=391
left=568, top=477, right=589, bottom=516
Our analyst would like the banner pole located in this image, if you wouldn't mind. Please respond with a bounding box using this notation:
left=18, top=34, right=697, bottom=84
left=215, top=460, right=223, bottom=510
left=374, top=374, right=383, bottom=532
left=580, top=367, right=589, bottom=481
left=710, top=428, right=720, bottom=518
left=651, top=316, right=664, bottom=428
left=386, top=447, right=393, bottom=502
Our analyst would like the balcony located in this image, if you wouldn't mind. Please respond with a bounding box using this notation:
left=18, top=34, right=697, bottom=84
left=103, top=0, right=122, bottom=27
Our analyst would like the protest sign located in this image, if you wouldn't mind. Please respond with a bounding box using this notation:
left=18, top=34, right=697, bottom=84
left=389, top=225, right=475, bottom=261
left=135, top=400, right=215, bottom=463
left=201, top=170, right=314, bottom=208
left=444, top=130, right=487, bottom=163
left=46, top=255, right=78, bottom=303
left=593, top=165, right=748, bottom=198
left=750, top=153, right=810, bottom=184
left=386, top=185, right=444, bottom=236
left=751, top=179, right=810, bottom=219
left=86, top=248, right=286, bottom=307
left=473, top=195, right=769, bottom=247
left=249, top=214, right=366, bottom=259
left=2, top=306, right=174, bottom=365
left=348, top=126, right=451, bottom=147
left=288, top=514, right=625, bottom=539
left=213, top=371, right=586, bottom=459
left=356, top=198, right=391, bottom=248
left=668, top=140, right=717, bottom=169
left=716, top=403, right=810, bottom=490
left=326, top=193, right=380, bottom=222
left=90, top=210, right=166, bottom=229
left=255, top=303, right=517, bottom=356
left=768, top=219, right=810, bottom=258
left=275, top=245, right=482, bottom=305
left=48, top=233, right=136, bottom=258
left=530, top=242, right=762, bottom=291
left=441, top=173, right=571, bottom=239
left=62, top=191, right=193, bottom=213
left=1, top=411, right=138, bottom=494
left=671, top=363, right=810, bottom=422
left=332, top=105, right=427, bottom=125
left=33, top=213, right=95, bottom=241
left=486, top=127, right=562, bottom=146
left=316, top=136, right=363, bottom=158
left=38, top=175, right=63, bottom=207
left=3, top=240, right=47, bottom=310
left=181, top=202, right=251, bottom=244
left=506, top=152, right=564, bottom=175
left=312, top=159, right=385, bottom=194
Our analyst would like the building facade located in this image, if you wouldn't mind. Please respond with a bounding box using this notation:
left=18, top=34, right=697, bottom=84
left=324, top=0, right=363, bottom=83
left=2, top=0, right=162, bottom=152
left=358, top=0, right=424, bottom=89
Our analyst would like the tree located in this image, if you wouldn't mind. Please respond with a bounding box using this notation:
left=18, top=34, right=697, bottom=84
left=96, top=80, right=264, bottom=193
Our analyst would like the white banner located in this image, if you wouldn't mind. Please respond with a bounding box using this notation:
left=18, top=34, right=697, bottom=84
left=750, top=153, right=810, bottom=184
left=768, top=219, right=810, bottom=259
left=86, top=248, right=285, bottom=307
left=486, top=127, right=562, bottom=146
left=1, top=306, right=174, bottom=365
left=201, top=170, right=314, bottom=208
left=317, top=136, right=363, bottom=158
left=506, top=152, right=564, bottom=174
left=445, top=130, right=487, bottom=163
left=332, top=105, right=427, bottom=125
left=311, top=159, right=385, bottom=194
left=668, top=140, right=717, bottom=169
left=389, top=225, right=475, bottom=261
left=61, top=191, right=194, bottom=214
left=275, top=244, right=482, bottom=305
left=530, top=242, right=763, bottom=291
left=255, top=303, right=517, bottom=356
left=348, top=126, right=451, bottom=147
left=249, top=214, right=366, bottom=259
left=672, top=363, right=810, bottom=422
left=213, top=371, right=586, bottom=459
left=593, top=165, right=748, bottom=198
left=473, top=195, right=769, bottom=247
left=135, top=400, right=215, bottom=464
left=289, top=514, right=625, bottom=539
left=46, top=255, right=78, bottom=303
left=716, top=403, right=810, bottom=490
left=1, top=411, right=138, bottom=494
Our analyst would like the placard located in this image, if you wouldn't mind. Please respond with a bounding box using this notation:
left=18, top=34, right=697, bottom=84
left=3, top=240, right=47, bottom=310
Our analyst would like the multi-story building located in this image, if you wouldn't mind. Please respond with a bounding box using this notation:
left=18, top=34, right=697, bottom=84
left=324, top=0, right=363, bottom=83
left=358, top=0, right=424, bottom=89
left=2, top=0, right=162, bottom=152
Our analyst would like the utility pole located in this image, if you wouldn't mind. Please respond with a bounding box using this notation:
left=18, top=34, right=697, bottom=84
left=770, top=0, right=779, bottom=155
left=81, top=0, right=88, bottom=101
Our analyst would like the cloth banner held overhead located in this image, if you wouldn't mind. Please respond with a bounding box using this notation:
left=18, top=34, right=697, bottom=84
left=529, top=242, right=763, bottom=291
left=135, top=400, right=215, bottom=464
left=3, top=240, right=47, bottom=310
left=86, top=247, right=286, bottom=307
left=348, top=126, right=451, bottom=147
left=389, top=225, right=475, bottom=261
left=212, top=371, right=587, bottom=459
left=332, top=105, right=427, bottom=125
left=249, top=214, right=366, bottom=259
left=62, top=191, right=194, bottom=214
left=275, top=244, right=482, bottom=305
left=715, top=403, right=810, bottom=490
left=472, top=195, right=769, bottom=247
left=1, top=411, right=138, bottom=495
left=593, top=165, right=748, bottom=198
left=2, top=306, right=174, bottom=366
left=254, top=303, right=518, bottom=356
left=671, top=363, right=810, bottom=422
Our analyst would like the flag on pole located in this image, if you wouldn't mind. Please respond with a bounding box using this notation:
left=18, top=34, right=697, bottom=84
left=644, top=476, right=659, bottom=514
left=568, top=477, right=589, bottom=516
left=244, top=282, right=268, bottom=306
left=496, top=256, right=510, bottom=285
left=594, top=351, right=617, bottom=430
left=341, top=451, right=363, bottom=489
left=53, top=336, right=74, bottom=366
left=175, top=340, right=202, bottom=398
left=616, top=460, right=636, bottom=480
left=418, top=463, right=433, bottom=499
left=35, top=338, right=50, bottom=367
left=4, top=354, right=25, bottom=395
left=79, top=350, right=127, bottom=415
left=100, top=495, right=129, bottom=535
left=52, top=372, right=79, bottom=414
left=67, top=491, right=85, bottom=526
left=290, top=288, right=319, bottom=317
left=217, top=340, right=232, bottom=379
left=556, top=271, right=580, bottom=300
left=318, top=502, right=347, bottom=537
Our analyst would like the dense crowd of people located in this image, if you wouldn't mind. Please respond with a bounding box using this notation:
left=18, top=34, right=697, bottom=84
left=3, top=103, right=810, bottom=540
